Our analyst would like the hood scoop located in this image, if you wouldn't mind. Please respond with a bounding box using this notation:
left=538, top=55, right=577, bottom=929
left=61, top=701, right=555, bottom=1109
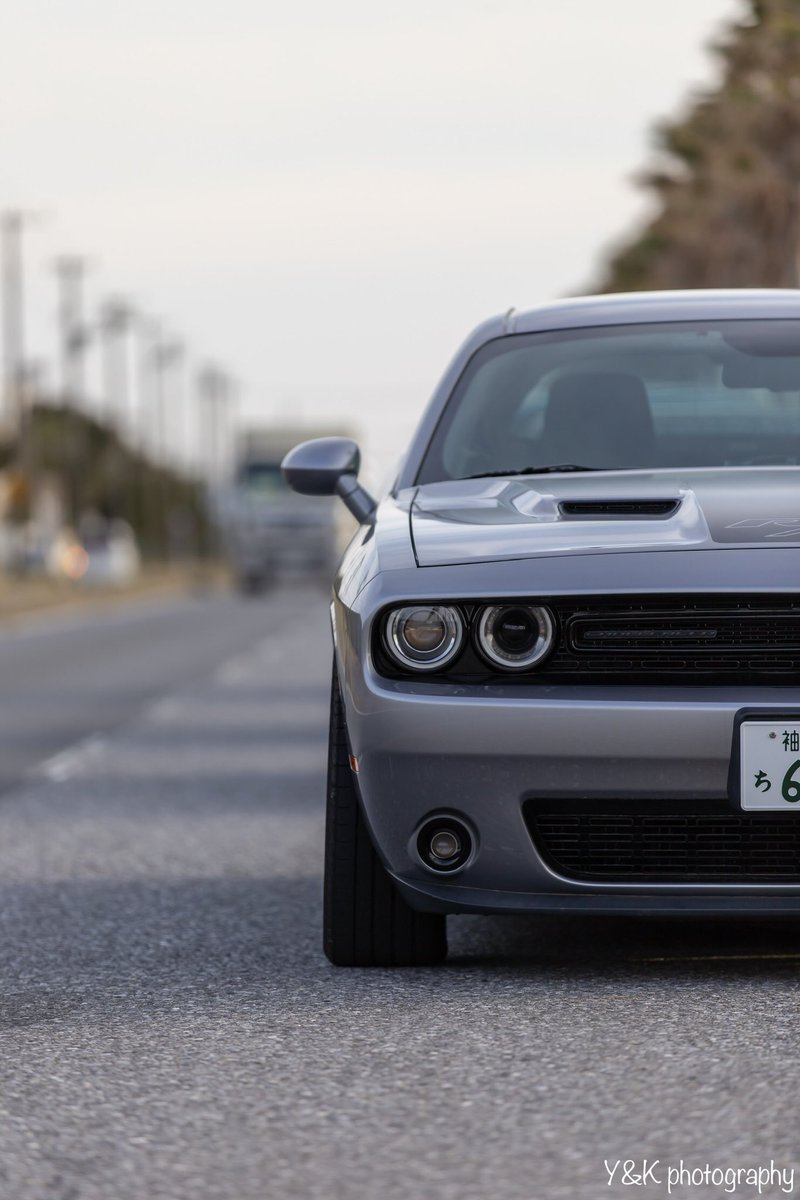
left=559, top=499, right=681, bottom=520
left=410, top=478, right=711, bottom=566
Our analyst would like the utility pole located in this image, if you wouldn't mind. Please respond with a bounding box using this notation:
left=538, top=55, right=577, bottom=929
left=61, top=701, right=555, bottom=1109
left=0, top=211, right=43, bottom=473
left=219, top=375, right=238, bottom=485
left=1, top=211, right=28, bottom=435
left=197, top=364, right=231, bottom=489
left=150, top=332, right=184, bottom=561
left=54, top=256, right=93, bottom=529
left=99, top=297, right=133, bottom=434
left=54, top=255, right=90, bottom=409
left=171, top=344, right=193, bottom=477
left=196, top=364, right=231, bottom=571
left=152, top=335, right=184, bottom=468
left=135, top=315, right=157, bottom=459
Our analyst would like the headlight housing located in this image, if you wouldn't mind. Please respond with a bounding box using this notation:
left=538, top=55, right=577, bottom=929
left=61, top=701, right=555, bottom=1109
left=476, top=604, right=554, bottom=670
left=384, top=605, right=464, bottom=672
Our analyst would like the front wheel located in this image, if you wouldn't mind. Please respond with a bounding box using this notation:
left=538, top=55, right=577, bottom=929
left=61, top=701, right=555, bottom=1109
left=324, top=665, right=447, bottom=966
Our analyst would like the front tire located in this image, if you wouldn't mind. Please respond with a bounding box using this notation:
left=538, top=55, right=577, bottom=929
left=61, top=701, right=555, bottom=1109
left=324, top=665, right=447, bottom=966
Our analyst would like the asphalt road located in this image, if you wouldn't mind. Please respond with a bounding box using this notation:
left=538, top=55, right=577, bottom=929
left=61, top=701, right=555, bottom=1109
left=1, top=584, right=799, bottom=1200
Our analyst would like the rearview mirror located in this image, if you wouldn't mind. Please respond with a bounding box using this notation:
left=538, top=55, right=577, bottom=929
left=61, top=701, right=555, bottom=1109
left=282, top=437, right=376, bottom=525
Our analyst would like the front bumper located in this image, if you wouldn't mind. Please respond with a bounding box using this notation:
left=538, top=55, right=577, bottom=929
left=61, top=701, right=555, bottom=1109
left=392, top=878, right=800, bottom=916
left=344, top=665, right=800, bottom=915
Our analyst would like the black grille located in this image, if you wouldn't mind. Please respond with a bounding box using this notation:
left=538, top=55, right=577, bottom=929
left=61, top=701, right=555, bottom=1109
left=559, top=499, right=679, bottom=518
left=525, top=798, right=800, bottom=882
left=548, top=597, right=800, bottom=682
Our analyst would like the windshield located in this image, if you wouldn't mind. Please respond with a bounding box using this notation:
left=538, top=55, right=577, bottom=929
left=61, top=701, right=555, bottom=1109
left=416, top=319, right=800, bottom=483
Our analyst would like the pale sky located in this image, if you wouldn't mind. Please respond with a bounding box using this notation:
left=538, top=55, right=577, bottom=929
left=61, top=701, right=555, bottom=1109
left=1, top=0, right=738, bottom=475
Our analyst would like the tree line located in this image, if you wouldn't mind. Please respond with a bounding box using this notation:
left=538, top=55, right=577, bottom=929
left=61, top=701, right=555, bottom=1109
left=590, top=0, right=800, bottom=293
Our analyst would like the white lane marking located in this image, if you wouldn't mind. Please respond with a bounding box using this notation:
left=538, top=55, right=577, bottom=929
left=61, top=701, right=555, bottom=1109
left=27, top=597, right=314, bottom=782
left=214, top=638, right=293, bottom=684
left=144, top=697, right=184, bottom=720
left=255, top=639, right=290, bottom=663
left=214, top=658, right=251, bottom=684
left=31, top=734, right=109, bottom=782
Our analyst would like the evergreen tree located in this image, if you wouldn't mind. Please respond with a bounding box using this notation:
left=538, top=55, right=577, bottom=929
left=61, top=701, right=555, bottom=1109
left=591, top=0, right=800, bottom=292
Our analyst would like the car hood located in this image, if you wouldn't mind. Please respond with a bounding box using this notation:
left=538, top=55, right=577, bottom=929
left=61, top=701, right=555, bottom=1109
left=409, top=468, right=800, bottom=567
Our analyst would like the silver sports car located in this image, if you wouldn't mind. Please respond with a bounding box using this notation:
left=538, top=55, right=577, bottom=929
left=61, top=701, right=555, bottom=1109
left=283, top=289, right=800, bottom=966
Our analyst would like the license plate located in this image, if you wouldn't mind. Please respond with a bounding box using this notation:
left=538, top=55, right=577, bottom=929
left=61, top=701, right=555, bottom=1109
left=740, top=720, right=800, bottom=810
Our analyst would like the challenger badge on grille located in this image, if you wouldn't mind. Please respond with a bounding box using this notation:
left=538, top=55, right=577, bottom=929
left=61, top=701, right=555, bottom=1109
left=583, top=628, right=719, bottom=641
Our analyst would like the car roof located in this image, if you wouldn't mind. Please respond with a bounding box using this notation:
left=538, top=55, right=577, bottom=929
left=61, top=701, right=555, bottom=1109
left=505, top=288, right=800, bottom=334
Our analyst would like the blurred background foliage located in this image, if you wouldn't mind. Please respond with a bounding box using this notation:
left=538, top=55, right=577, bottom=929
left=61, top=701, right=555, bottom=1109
left=0, top=406, right=211, bottom=560
left=592, top=0, right=800, bottom=292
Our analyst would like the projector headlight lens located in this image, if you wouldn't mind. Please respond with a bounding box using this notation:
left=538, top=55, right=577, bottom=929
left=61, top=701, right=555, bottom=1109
left=477, top=604, right=555, bottom=670
left=385, top=605, right=464, bottom=671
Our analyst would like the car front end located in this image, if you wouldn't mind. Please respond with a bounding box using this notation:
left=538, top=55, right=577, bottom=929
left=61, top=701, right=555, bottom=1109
left=284, top=289, right=800, bottom=964
left=336, top=506, right=800, bottom=917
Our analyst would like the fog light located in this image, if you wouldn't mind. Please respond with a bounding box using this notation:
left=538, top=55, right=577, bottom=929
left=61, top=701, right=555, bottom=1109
left=430, top=829, right=461, bottom=861
left=416, top=816, right=473, bottom=873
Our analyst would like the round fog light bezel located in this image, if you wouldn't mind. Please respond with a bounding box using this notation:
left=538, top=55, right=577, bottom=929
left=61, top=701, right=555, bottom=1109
left=430, top=829, right=461, bottom=861
left=384, top=604, right=464, bottom=672
left=476, top=603, right=555, bottom=671
left=416, top=817, right=473, bottom=873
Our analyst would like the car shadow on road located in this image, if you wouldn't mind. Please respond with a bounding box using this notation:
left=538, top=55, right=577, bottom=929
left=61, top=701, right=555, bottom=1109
left=447, top=910, right=800, bottom=979
left=3, top=872, right=800, bottom=1034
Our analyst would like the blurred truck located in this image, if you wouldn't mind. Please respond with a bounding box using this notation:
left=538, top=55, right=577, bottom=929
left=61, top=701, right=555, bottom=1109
left=218, top=426, right=342, bottom=593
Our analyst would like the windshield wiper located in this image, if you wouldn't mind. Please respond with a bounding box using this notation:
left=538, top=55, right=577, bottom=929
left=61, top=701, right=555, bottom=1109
left=463, top=464, right=627, bottom=480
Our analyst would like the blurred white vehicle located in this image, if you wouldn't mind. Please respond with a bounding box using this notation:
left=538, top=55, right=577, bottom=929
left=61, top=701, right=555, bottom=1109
left=49, top=517, right=141, bottom=586
left=218, top=425, right=342, bottom=594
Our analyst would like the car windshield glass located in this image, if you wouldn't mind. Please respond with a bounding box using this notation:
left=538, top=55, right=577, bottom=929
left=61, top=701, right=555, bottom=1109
left=415, top=319, right=800, bottom=483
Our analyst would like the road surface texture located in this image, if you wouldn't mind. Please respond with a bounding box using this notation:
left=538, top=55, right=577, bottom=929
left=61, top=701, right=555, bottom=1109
left=0, top=584, right=798, bottom=1200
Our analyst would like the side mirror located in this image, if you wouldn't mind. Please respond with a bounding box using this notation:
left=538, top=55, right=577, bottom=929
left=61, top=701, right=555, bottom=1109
left=282, top=437, right=376, bottom=525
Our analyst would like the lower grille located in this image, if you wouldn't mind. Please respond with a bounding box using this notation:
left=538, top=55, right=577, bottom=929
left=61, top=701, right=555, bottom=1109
left=525, top=798, right=800, bottom=882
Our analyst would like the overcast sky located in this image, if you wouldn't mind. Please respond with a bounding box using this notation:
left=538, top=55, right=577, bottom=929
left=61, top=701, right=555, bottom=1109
left=2, top=0, right=737, bottom=472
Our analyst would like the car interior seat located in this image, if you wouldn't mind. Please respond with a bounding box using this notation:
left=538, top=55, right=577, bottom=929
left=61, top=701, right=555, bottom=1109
left=539, top=371, right=657, bottom=469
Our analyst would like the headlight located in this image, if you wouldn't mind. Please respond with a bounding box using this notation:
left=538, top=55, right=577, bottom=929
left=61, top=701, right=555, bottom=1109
left=476, top=604, right=554, bottom=670
left=384, top=605, right=464, bottom=671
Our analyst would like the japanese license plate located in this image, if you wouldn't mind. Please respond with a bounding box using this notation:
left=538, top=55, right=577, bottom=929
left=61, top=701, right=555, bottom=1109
left=740, top=720, right=800, bottom=810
